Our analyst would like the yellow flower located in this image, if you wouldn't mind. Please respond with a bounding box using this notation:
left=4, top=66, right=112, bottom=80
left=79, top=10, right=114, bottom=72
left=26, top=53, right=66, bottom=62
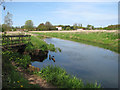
left=17, top=81, right=20, bottom=83
left=20, top=85, right=23, bottom=87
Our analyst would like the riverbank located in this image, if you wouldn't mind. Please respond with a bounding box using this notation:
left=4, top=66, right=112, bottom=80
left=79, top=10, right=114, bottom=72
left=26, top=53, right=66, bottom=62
left=31, top=31, right=119, bottom=53
left=2, top=50, right=101, bottom=88
left=2, top=34, right=101, bottom=88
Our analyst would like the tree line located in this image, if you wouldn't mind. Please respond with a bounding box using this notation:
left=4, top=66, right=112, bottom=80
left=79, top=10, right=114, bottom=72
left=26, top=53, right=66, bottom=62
left=1, top=18, right=120, bottom=32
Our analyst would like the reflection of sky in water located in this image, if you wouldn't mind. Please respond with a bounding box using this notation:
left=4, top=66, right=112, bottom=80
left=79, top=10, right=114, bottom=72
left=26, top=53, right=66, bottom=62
left=32, top=38, right=118, bottom=88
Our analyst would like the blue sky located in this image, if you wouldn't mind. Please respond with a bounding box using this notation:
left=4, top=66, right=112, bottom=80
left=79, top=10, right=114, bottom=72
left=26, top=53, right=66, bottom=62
left=1, top=2, right=118, bottom=27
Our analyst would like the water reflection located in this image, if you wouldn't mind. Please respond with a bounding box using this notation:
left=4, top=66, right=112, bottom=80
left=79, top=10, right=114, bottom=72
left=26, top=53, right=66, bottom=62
left=31, top=38, right=118, bottom=88
left=30, top=50, right=48, bottom=62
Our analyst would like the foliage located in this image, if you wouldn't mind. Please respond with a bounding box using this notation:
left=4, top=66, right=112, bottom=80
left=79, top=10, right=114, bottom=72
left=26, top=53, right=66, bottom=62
left=3, top=51, right=31, bottom=68
left=66, top=27, right=71, bottom=30
left=87, top=24, right=94, bottom=30
left=25, top=42, right=36, bottom=52
left=25, top=20, right=34, bottom=31
left=37, top=23, right=47, bottom=31
left=47, top=43, right=56, bottom=51
left=103, top=24, right=119, bottom=30
left=30, top=36, right=60, bottom=52
left=4, top=12, right=13, bottom=31
left=2, top=51, right=40, bottom=88
left=36, top=65, right=101, bottom=88
left=37, top=21, right=57, bottom=31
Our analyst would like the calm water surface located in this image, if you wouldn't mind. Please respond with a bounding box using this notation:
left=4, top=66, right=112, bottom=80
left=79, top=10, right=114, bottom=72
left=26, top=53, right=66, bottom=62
left=31, top=38, right=118, bottom=88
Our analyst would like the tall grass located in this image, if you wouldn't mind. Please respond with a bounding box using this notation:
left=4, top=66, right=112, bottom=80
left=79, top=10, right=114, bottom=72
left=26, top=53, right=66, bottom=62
left=29, top=36, right=61, bottom=52
left=2, top=51, right=40, bottom=88
left=36, top=65, right=101, bottom=88
left=32, top=32, right=119, bottom=53
left=3, top=51, right=31, bottom=68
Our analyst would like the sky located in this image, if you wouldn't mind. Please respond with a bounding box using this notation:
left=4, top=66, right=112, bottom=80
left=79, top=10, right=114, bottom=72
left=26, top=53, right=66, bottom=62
left=1, top=1, right=118, bottom=27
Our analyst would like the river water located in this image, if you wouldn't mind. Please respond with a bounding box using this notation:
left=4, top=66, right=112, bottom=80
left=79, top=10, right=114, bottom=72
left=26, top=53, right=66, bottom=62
left=31, top=38, right=118, bottom=88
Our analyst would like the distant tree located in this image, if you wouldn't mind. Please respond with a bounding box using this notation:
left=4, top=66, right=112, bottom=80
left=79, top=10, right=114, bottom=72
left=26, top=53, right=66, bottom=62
left=4, top=12, right=13, bottom=31
left=103, top=24, right=119, bottom=30
left=25, top=20, right=34, bottom=31
left=78, top=24, right=82, bottom=29
left=73, top=23, right=77, bottom=30
left=37, top=23, right=47, bottom=31
left=2, top=24, right=8, bottom=32
left=45, top=21, right=53, bottom=30
left=66, top=27, right=71, bottom=30
left=21, top=25, right=24, bottom=29
left=87, top=24, right=94, bottom=30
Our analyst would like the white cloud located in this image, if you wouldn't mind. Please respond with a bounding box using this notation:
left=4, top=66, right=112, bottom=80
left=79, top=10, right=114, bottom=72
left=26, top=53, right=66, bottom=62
left=51, top=3, right=117, bottom=26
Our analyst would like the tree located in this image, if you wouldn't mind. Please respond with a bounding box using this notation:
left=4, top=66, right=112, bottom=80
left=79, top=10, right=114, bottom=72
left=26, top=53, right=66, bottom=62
left=4, top=12, right=13, bottom=31
left=45, top=21, right=53, bottom=30
left=66, top=27, right=71, bottom=30
left=87, top=24, right=94, bottom=30
left=73, top=23, right=77, bottom=30
left=78, top=24, right=82, bottom=29
left=21, top=25, right=24, bottom=29
left=37, top=23, right=47, bottom=31
left=25, top=20, right=34, bottom=31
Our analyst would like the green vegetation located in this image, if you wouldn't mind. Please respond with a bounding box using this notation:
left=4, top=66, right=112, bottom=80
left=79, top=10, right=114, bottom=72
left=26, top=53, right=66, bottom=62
left=103, top=24, right=119, bottom=30
left=32, top=32, right=119, bottom=53
left=27, top=36, right=61, bottom=52
left=2, top=51, right=40, bottom=88
left=35, top=65, right=101, bottom=88
left=2, top=50, right=101, bottom=88
left=3, top=51, right=31, bottom=69
left=36, top=21, right=57, bottom=31
left=24, top=20, right=34, bottom=31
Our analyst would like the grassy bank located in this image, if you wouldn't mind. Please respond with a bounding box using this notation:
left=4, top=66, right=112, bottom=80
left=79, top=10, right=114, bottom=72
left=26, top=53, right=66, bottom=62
left=32, top=32, right=119, bottom=53
left=25, top=36, right=61, bottom=52
left=2, top=51, right=40, bottom=88
left=35, top=65, right=101, bottom=88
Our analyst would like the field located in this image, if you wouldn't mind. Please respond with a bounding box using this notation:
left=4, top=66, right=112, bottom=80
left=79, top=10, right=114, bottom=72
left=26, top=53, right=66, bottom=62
left=31, top=31, right=119, bottom=53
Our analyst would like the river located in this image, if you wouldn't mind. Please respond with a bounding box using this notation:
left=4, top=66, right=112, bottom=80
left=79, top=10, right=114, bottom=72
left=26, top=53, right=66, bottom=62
left=31, top=37, right=118, bottom=88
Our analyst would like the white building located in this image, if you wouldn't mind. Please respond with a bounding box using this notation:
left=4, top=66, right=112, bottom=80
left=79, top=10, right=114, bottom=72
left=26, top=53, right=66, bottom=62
left=77, top=29, right=83, bottom=30
left=56, top=27, right=62, bottom=31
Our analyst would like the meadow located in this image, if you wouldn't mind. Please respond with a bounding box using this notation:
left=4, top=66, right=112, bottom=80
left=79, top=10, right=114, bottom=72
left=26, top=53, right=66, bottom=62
left=32, top=32, right=119, bottom=53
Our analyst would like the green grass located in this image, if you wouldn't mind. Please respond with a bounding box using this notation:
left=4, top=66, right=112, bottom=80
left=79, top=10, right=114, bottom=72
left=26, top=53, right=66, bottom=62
left=35, top=65, right=101, bottom=88
left=28, top=36, right=61, bottom=52
left=2, top=51, right=40, bottom=88
left=3, top=51, right=31, bottom=69
left=32, top=32, right=119, bottom=53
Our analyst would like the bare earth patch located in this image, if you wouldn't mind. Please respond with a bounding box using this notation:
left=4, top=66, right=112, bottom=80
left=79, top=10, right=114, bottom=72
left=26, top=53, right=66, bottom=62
left=11, top=61, right=56, bottom=88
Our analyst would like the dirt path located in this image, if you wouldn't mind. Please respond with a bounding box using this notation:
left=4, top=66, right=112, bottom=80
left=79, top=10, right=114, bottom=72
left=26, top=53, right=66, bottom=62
left=11, top=61, right=56, bottom=88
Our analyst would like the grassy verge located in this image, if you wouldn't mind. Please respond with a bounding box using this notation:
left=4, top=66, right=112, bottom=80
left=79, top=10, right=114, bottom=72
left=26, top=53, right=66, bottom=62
left=35, top=65, right=101, bottom=88
left=25, top=36, right=61, bottom=52
left=31, top=32, right=119, bottom=53
left=2, top=51, right=40, bottom=88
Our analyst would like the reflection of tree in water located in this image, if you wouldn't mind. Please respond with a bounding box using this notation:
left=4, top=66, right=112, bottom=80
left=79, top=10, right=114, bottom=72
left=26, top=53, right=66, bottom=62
left=30, top=50, right=56, bottom=62
left=30, top=50, right=48, bottom=62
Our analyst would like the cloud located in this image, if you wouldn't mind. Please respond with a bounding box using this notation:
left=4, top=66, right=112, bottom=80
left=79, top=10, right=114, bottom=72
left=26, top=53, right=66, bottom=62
left=51, top=3, right=117, bottom=26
